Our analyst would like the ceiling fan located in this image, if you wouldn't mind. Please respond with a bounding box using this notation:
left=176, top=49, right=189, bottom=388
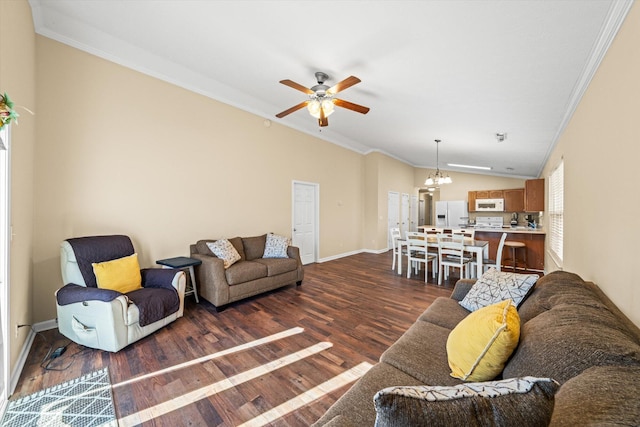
left=275, top=72, right=370, bottom=127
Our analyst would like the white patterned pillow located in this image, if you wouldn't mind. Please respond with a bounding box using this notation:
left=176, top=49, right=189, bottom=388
left=374, top=377, right=559, bottom=427
left=263, top=233, right=290, bottom=258
left=459, top=267, right=539, bottom=311
left=206, top=239, right=241, bottom=269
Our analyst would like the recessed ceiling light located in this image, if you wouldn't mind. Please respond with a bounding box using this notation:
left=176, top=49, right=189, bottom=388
left=447, top=163, right=492, bottom=171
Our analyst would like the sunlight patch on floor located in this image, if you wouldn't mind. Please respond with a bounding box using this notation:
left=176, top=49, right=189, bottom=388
left=117, top=342, right=333, bottom=427
left=112, top=327, right=304, bottom=389
left=237, top=361, right=374, bottom=427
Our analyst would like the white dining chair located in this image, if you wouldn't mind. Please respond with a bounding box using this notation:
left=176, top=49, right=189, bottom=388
left=453, top=228, right=476, bottom=265
left=452, top=228, right=475, bottom=240
left=406, top=231, right=437, bottom=282
left=437, top=233, right=473, bottom=286
left=471, top=232, right=508, bottom=274
left=390, top=227, right=402, bottom=271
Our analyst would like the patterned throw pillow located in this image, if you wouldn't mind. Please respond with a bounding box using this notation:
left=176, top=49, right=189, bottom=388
left=373, top=377, right=559, bottom=427
left=263, top=233, right=290, bottom=258
left=206, top=239, right=241, bottom=269
left=459, top=267, right=539, bottom=312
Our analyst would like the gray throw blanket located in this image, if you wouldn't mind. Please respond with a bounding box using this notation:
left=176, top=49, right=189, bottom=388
left=67, top=235, right=135, bottom=288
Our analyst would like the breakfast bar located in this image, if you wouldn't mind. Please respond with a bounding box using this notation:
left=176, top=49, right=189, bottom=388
left=417, top=226, right=546, bottom=272
left=472, top=228, right=545, bottom=272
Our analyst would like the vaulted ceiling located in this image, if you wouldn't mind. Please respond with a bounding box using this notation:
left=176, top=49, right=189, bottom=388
left=29, top=0, right=633, bottom=179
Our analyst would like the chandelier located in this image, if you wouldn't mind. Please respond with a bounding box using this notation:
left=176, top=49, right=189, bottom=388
left=424, top=139, right=452, bottom=186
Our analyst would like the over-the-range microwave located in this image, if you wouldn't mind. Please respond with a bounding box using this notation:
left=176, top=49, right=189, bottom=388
left=475, top=198, right=504, bottom=212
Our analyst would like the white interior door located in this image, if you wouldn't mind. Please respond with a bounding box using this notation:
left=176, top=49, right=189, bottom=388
left=292, top=181, right=318, bottom=265
left=401, top=193, right=410, bottom=237
left=387, top=191, right=400, bottom=248
left=410, top=195, right=418, bottom=231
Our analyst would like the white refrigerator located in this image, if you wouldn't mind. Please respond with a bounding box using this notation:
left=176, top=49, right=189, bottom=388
left=435, top=200, right=468, bottom=227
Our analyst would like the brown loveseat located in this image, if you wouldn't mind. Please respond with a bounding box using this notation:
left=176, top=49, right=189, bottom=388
left=313, top=271, right=640, bottom=426
left=190, top=234, right=303, bottom=310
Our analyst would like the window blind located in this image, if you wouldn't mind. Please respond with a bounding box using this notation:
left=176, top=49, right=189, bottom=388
left=548, top=159, right=564, bottom=265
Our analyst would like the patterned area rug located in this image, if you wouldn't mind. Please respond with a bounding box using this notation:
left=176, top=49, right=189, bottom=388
left=1, top=368, right=117, bottom=427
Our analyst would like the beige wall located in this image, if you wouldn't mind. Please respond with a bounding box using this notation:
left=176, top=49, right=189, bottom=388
left=0, top=0, right=37, bottom=368
left=371, top=152, right=416, bottom=250
left=33, top=36, right=365, bottom=322
left=541, top=2, right=640, bottom=326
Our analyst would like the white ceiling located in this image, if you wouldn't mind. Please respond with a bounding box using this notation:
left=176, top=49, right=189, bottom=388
left=28, top=0, right=633, bottom=179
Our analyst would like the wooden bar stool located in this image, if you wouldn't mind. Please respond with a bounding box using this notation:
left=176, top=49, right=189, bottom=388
left=503, top=240, right=527, bottom=272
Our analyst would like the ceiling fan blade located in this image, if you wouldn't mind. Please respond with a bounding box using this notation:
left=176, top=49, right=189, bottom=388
left=276, top=101, right=309, bottom=118
left=327, top=76, right=361, bottom=95
left=334, top=98, right=370, bottom=114
left=317, top=104, right=328, bottom=127
left=279, top=79, right=314, bottom=95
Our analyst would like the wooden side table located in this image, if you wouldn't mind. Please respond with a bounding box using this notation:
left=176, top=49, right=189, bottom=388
left=156, top=256, right=202, bottom=303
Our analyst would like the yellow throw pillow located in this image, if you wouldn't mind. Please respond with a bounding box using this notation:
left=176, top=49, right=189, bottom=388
left=447, top=299, right=520, bottom=382
left=92, top=253, right=142, bottom=294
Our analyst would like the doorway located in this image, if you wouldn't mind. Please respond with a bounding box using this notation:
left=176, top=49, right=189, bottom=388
left=292, top=181, right=319, bottom=265
left=419, top=189, right=437, bottom=226
left=401, top=193, right=409, bottom=237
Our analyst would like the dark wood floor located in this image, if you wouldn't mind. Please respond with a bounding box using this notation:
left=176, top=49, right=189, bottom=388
left=13, top=251, right=459, bottom=426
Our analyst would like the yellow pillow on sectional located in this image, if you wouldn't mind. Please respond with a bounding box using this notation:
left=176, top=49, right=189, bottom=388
left=92, top=253, right=142, bottom=293
left=447, top=298, right=520, bottom=382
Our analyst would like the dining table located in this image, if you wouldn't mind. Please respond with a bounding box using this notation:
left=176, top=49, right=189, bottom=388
left=396, top=235, right=489, bottom=279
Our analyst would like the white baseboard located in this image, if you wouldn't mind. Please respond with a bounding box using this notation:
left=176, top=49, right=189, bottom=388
left=9, top=319, right=58, bottom=396
left=33, top=319, right=57, bottom=332
left=317, top=247, right=390, bottom=263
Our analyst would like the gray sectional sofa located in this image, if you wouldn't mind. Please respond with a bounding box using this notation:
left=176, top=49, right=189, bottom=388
left=190, top=234, right=304, bottom=310
left=313, top=271, right=640, bottom=426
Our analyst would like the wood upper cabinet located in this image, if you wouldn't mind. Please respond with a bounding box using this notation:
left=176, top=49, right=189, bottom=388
left=477, top=189, right=504, bottom=199
left=489, top=190, right=504, bottom=199
left=525, top=178, right=545, bottom=212
left=468, top=191, right=477, bottom=212
left=504, top=188, right=525, bottom=212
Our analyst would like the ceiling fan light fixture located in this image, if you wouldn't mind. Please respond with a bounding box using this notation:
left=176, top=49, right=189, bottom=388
left=307, top=99, right=320, bottom=117
left=321, top=98, right=335, bottom=116
left=306, top=97, right=335, bottom=119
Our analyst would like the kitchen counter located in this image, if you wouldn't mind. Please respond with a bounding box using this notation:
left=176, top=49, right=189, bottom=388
left=419, top=225, right=545, bottom=235
left=474, top=226, right=546, bottom=235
